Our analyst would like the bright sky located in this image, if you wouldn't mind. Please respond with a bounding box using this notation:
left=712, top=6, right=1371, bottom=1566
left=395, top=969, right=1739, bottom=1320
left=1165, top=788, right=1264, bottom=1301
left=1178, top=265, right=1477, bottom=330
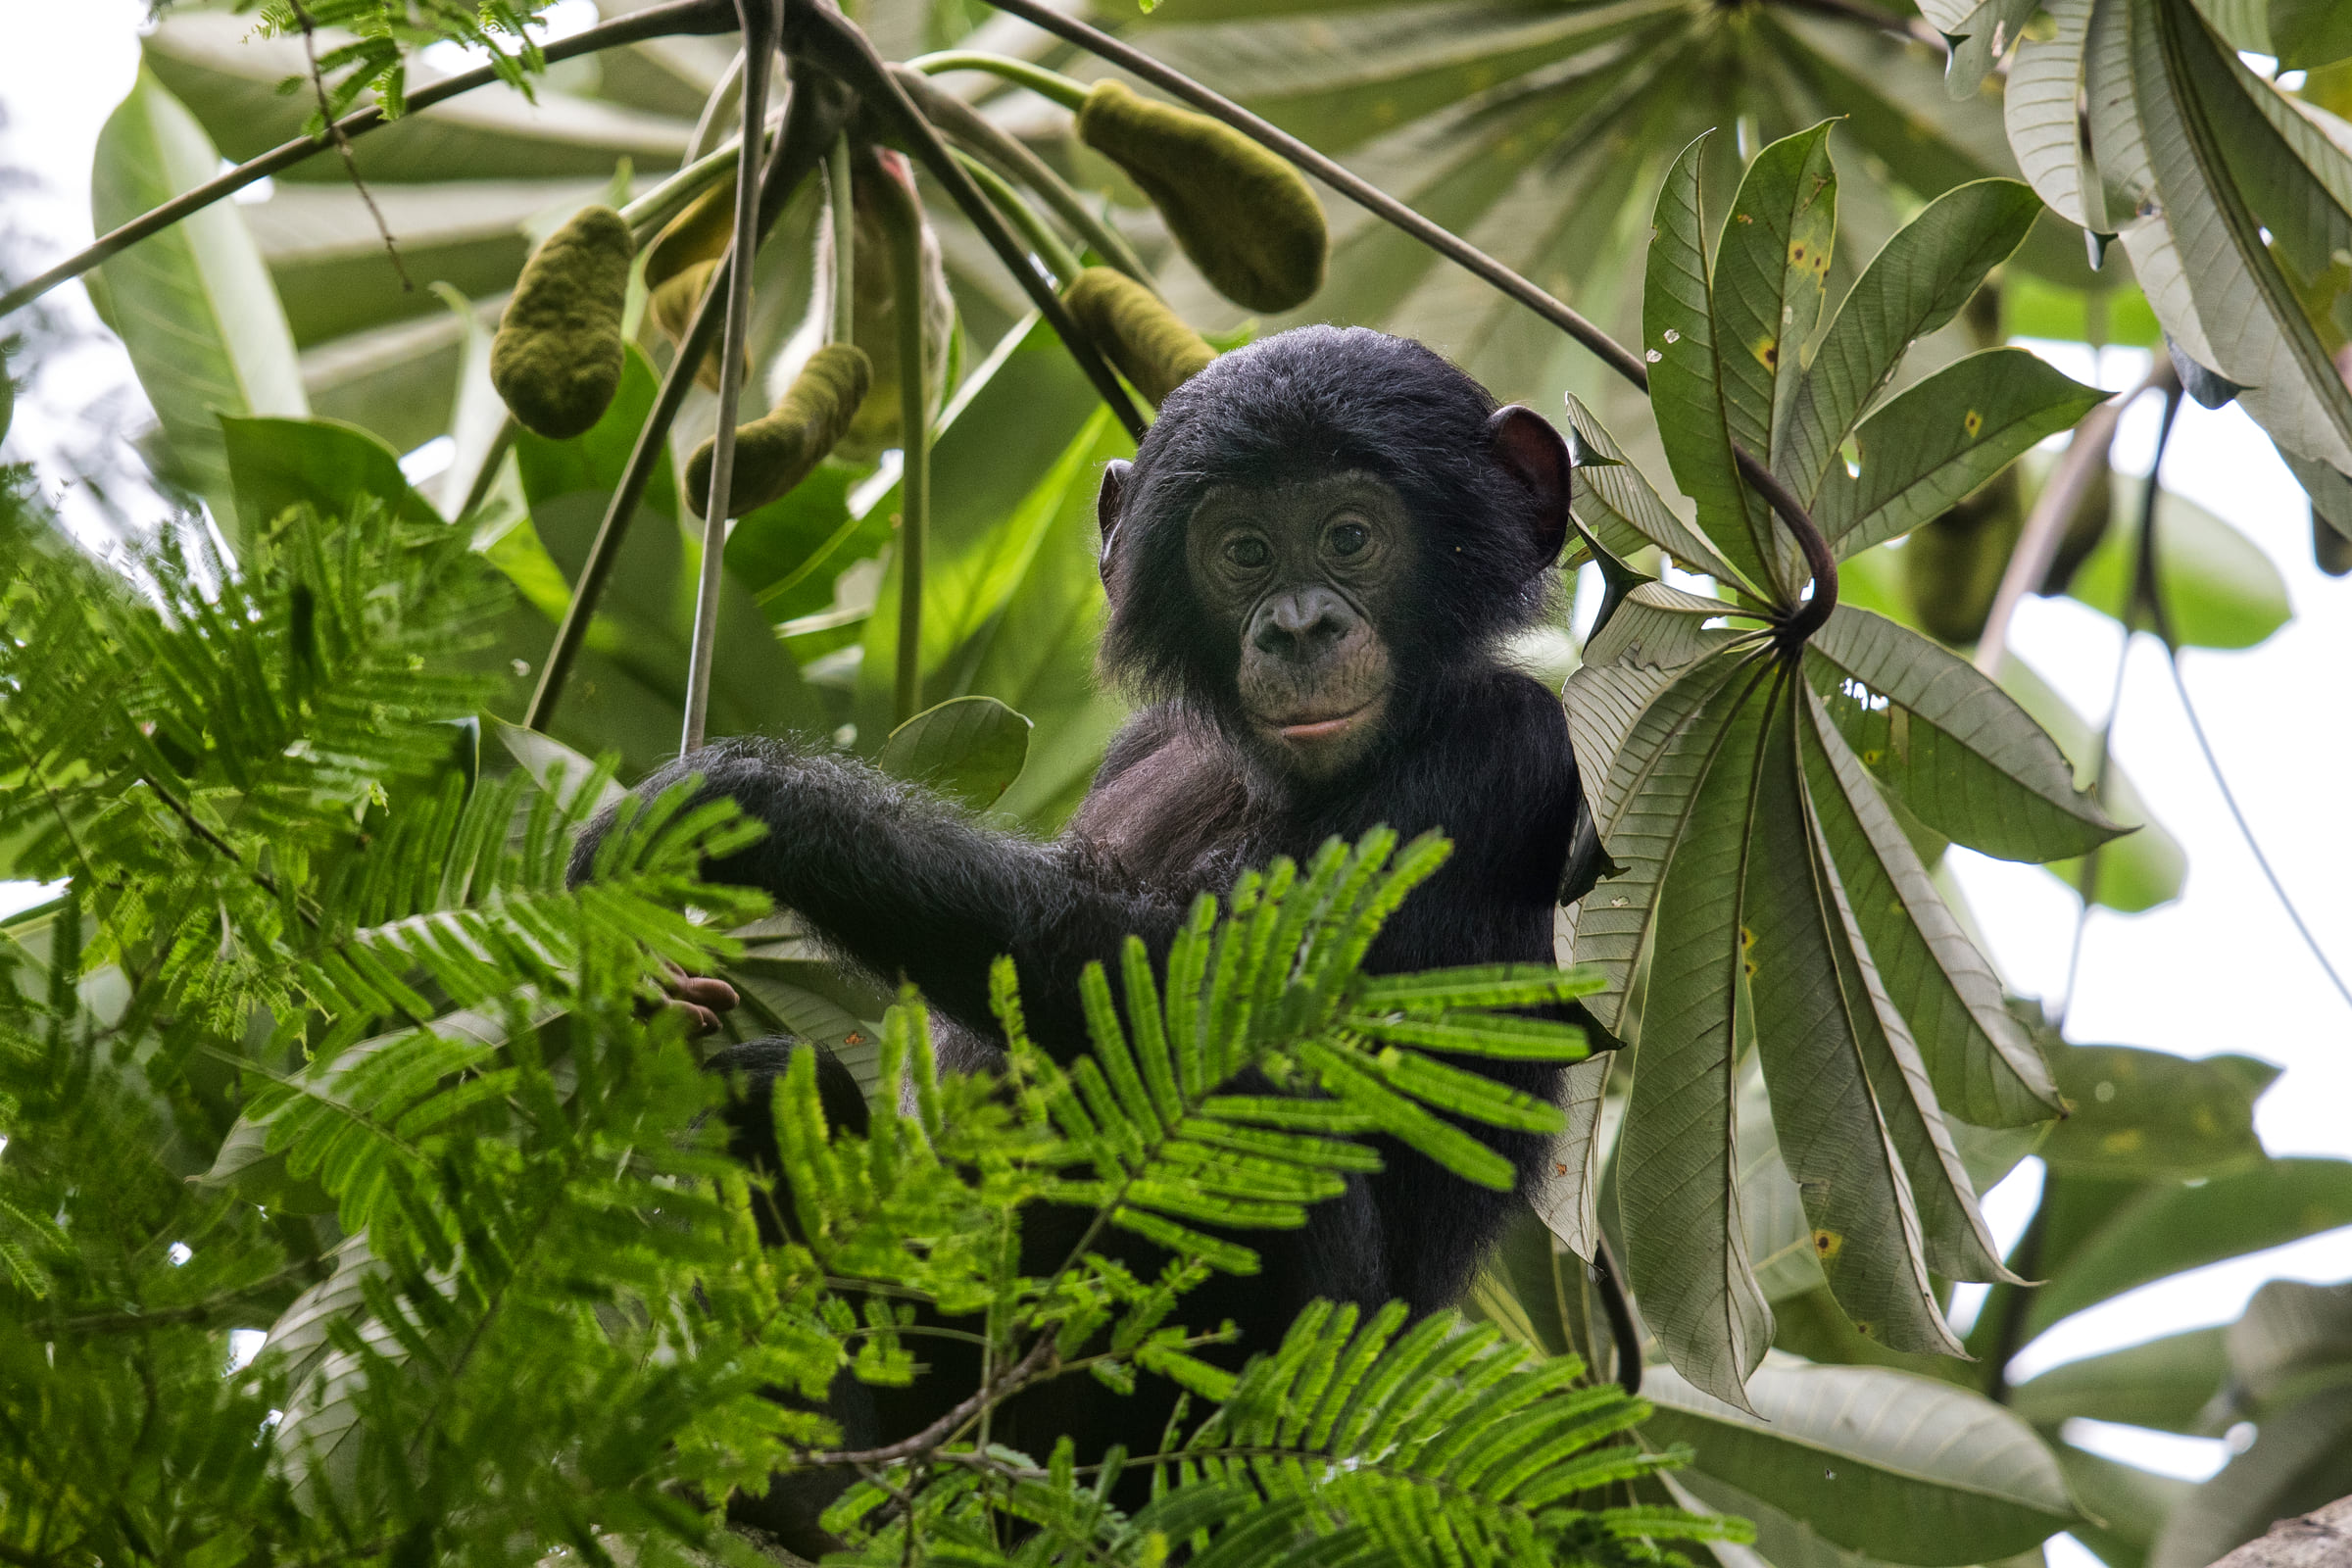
left=3, top=0, right=2347, bottom=1528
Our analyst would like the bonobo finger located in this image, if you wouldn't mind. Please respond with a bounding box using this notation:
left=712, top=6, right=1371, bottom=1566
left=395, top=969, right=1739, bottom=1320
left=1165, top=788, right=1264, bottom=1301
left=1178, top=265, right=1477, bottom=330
left=670, top=999, right=726, bottom=1038
left=672, top=973, right=740, bottom=1012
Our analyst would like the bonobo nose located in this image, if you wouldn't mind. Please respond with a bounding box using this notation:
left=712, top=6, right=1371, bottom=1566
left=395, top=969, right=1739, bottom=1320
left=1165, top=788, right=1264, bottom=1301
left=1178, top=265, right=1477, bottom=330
left=1251, top=587, right=1357, bottom=663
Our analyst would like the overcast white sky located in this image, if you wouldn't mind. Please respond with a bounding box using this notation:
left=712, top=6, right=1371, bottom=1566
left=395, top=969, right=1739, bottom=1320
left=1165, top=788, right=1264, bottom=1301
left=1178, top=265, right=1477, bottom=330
left=2, top=0, right=2347, bottom=1515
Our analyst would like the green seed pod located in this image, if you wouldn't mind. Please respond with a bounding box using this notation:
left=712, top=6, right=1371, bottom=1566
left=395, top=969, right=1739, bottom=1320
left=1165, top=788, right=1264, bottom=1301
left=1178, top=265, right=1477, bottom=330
left=490, top=205, right=633, bottom=441
left=2318, top=512, right=2352, bottom=577
left=1076, top=79, right=1327, bottom=314
left=1063, top=267, right=1214, bottom=407
left=644, top=181, right=733, bottom=294
left=1903, top=466, right=2022, bottom=646
left=686, top=342, right=873, bottom=518
left=647, top=258, right=745, bottom=394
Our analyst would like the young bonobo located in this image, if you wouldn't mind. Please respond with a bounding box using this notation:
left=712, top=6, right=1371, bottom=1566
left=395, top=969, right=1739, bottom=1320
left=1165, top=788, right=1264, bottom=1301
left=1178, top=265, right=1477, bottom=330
left=570, top=325, right=1597, bottom=1541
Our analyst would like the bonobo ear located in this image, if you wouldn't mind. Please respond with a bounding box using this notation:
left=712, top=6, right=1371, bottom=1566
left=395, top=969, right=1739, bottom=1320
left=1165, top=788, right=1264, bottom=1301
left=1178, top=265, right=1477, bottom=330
left=1096, top=458, right=1133, bottom=582
left=1485, top=405, right=1571, bottom=567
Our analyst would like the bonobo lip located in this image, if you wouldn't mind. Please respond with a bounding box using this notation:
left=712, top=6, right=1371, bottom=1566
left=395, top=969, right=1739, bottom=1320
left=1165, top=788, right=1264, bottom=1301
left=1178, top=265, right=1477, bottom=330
left=1257, top=696, right=1381, bottom=743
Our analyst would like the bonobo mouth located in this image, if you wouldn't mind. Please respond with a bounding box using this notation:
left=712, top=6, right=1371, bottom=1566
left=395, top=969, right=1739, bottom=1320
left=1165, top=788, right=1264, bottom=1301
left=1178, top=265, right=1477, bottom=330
left=1253, top=692, right=1387, bottom=748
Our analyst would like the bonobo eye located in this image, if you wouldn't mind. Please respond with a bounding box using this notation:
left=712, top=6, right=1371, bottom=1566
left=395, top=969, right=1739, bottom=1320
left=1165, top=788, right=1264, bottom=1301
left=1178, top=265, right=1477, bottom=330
left=1225, top=536, right=1272, bottom=569
left=1327, top=520, right=1370, bottom=557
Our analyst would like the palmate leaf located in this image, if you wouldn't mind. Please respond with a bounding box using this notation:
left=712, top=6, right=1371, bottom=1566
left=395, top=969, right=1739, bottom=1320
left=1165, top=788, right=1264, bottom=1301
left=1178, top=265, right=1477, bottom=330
left=1805, top=605, right=2125, bottom=864
left=1563, top=394, right=1740, bottom=580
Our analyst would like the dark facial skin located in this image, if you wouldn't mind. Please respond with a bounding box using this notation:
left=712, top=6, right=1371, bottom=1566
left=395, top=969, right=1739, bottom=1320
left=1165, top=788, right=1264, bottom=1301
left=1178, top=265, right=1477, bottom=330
left=1184, top=471, right=1413, bottom=779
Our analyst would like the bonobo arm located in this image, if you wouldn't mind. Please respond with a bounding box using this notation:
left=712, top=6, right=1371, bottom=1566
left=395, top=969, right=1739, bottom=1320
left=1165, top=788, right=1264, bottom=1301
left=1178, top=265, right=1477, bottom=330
left=566, top=737, right=1182, bottom=1057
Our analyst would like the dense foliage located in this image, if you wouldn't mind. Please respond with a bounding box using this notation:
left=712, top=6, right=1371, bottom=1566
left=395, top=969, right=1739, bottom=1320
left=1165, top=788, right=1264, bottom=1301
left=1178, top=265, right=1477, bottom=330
left=4, top=0, right=2352, bottom=1563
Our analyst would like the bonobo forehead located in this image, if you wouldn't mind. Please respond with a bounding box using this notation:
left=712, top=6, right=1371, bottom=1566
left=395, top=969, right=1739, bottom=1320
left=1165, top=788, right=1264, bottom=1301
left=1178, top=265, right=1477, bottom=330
left=1187, top=470, right=1405, bottom=537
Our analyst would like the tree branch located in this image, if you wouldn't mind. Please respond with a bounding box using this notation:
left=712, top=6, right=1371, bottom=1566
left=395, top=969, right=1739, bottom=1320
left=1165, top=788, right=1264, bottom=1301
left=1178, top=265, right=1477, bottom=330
left=0, top=0, right=738, bottom=320
left=797, top=1335, right=1057, bottom=1467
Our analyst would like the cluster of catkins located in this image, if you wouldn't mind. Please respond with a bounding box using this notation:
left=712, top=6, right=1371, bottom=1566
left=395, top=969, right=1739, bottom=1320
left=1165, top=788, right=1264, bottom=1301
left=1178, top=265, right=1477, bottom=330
left=487, top=75, right=1329, bottom=517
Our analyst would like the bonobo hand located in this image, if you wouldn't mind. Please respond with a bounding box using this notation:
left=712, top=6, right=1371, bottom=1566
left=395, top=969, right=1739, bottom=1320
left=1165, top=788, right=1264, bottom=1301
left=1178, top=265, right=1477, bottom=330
left=661, top=964, right=741, bottom=1037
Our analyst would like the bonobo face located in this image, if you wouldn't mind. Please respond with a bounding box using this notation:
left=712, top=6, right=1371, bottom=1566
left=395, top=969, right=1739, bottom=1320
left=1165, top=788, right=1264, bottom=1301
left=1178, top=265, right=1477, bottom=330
left=1185, top=471, right=1412, bottom=778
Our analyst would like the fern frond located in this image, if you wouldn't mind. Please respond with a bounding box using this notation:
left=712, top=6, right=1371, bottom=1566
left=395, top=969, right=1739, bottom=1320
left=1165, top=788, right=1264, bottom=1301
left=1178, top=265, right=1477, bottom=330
left=1172, top=1303, right=1741, bottom=1568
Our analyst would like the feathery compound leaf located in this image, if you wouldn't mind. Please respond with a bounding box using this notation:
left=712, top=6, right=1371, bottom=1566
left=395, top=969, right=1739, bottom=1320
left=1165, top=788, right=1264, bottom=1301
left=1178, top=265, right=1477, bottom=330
left=1170, top=1302, right=1740, bottom=1567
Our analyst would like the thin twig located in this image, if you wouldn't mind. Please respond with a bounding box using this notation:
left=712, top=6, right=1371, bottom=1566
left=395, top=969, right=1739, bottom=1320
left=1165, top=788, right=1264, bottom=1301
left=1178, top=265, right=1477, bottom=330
left=789, top=4, right=1147, bottom=443
left=525, top=72, right=857, bottom=733
left=55, top=1262, right=317, bottom=1335
left=828, top=134, right=855, bottom=345
left=285, top=0, right=411, bottom=291
left=681, top=0, right=778, bottom=757
left=799, top=1336, right=1057, bottom=1467
left=0, top=0, right=737, bottom=320
left=968, top=0, right=1839, bottom=638
left=875, top=152, right=935, bottom=726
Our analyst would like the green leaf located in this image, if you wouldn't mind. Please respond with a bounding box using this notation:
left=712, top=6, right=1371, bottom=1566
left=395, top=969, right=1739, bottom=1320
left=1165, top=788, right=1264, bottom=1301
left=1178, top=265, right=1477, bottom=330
left=1745, top=687, right=1966, bottom=1353
left=1798, top=687, right=2063, bottom=1128
left=2040, top=1043, right=2276, bottom=1181
left=1618, top=659, right=1779, bottom=1409
left=1806, top=606, right=2125, bottom=864
left=143, top=16, right=690, bottom=183
left=2054, top=1443, right=2197, bottom=1568
left=2025, top=1158, right=2352, bottom=1337
left=1711, top=121, right=1838, bottom=588
left=220, top=416, right=441, bottom=533
left=1827, top=349, right=2108, bottom=560
left=1996, top=659, right=2188, bottom=912
left=1563, top=394, right=1740, bottom=580
left=1644, top=1357, right=2081, bottom=1565
left=90, top=68, right=308, bottom=547
left=1776, top=181, right=2043, bottom=508
left=1645, top=131, right=1779, bottom=600
left=2008, top=1327, right=2230, bottom=1433
left=2272, top=0, right=2352, bottom=69
left=1579, top=645, right=1766, bottom=1036
left=1530, top=1055, right=1614, bottom=1263
left=876, top=696, right=1034, bottom=810
left=2065, top=475, right=2291, bottom=649
left=2115, top=0, right=2352, bottom=477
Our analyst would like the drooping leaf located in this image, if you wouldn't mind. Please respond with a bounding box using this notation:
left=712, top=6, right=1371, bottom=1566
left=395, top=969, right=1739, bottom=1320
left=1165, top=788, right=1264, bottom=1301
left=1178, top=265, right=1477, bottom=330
left=1643, top=1357, right=2081, bottom=1566
left=1744, top=688, right=1962, bottom=1353
left=1805, top=606, right=2125, bottom=864
left=1618, top=661, right=1780, bottom=1409
left=2147, top=1393, right=2352, bottom=1568
left=1996, top=658, right=2188, bottom=911
left=1798, top=687, right=2062, bottom=1127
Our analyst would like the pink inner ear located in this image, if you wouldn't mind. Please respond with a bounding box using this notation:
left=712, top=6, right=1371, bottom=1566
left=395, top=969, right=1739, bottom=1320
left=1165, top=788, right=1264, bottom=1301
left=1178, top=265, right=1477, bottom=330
left=1487, top=406, right=1570, bottom=562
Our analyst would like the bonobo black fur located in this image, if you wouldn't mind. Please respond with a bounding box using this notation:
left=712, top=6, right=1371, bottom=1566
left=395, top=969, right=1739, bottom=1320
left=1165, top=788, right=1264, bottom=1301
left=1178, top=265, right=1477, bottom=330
left=569, top=324, right=1592, bottom=1533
